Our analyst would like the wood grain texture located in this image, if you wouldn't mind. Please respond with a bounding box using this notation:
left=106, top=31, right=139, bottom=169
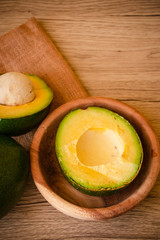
left=0, top=0, right=160, bottom=239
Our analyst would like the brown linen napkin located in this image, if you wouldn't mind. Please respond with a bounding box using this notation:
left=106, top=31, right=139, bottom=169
left=0, top=17, right=87, bottom=111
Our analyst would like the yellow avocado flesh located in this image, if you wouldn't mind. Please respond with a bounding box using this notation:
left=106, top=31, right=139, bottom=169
left=0, top=75, right=53, bottom=118
left=56, top=107, right=143, bottom=192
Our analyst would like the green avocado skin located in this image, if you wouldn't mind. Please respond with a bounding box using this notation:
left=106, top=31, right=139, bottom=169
left=0, top=135, right=29, bottom=218
left=0, top=106, right=49, bottom=136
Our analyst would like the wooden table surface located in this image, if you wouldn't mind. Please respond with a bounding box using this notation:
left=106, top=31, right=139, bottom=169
left=0, top=1, right=160, bottom=239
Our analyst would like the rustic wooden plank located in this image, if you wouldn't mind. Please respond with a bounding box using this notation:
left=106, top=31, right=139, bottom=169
left=0, top=0, right=160, bottom=239
left=39, top=17, right=160, bottom=98
left=0, top=0, right=160, bottom=18
left=1, top=16, right=159, bottom=103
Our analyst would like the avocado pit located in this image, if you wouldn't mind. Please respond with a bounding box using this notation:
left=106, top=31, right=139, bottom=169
left=76, top=128, right=125, bottom=167
left=0, top=72, right=35, bottom=106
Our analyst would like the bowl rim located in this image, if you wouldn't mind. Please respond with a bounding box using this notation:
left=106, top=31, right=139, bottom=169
left=30, top=96, right=160, bottom=220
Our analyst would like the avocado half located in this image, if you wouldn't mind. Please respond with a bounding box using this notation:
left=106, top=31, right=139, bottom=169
left=55, top=107, right=143, bottom=196
left=0, top=74, right=53, bottom=135
left=0, top=134, right=29, bottom=218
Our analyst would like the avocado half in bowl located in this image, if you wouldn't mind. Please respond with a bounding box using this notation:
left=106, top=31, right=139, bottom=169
left=30, top=97, right=160, bottom=220
left=0, top=73, right=53, bottom=135
left=55, top=106, right=143, bottom=196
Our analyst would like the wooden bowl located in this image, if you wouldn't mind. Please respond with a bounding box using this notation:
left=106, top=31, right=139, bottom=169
left=30, top=97, right=160, bottom=220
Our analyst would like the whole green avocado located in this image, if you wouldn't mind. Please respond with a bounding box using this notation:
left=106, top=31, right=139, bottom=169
left=0, top=135, right=29, bottom=218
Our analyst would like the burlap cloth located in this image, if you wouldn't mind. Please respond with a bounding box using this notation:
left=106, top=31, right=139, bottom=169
left=0, top=17, right=87, bottom=111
